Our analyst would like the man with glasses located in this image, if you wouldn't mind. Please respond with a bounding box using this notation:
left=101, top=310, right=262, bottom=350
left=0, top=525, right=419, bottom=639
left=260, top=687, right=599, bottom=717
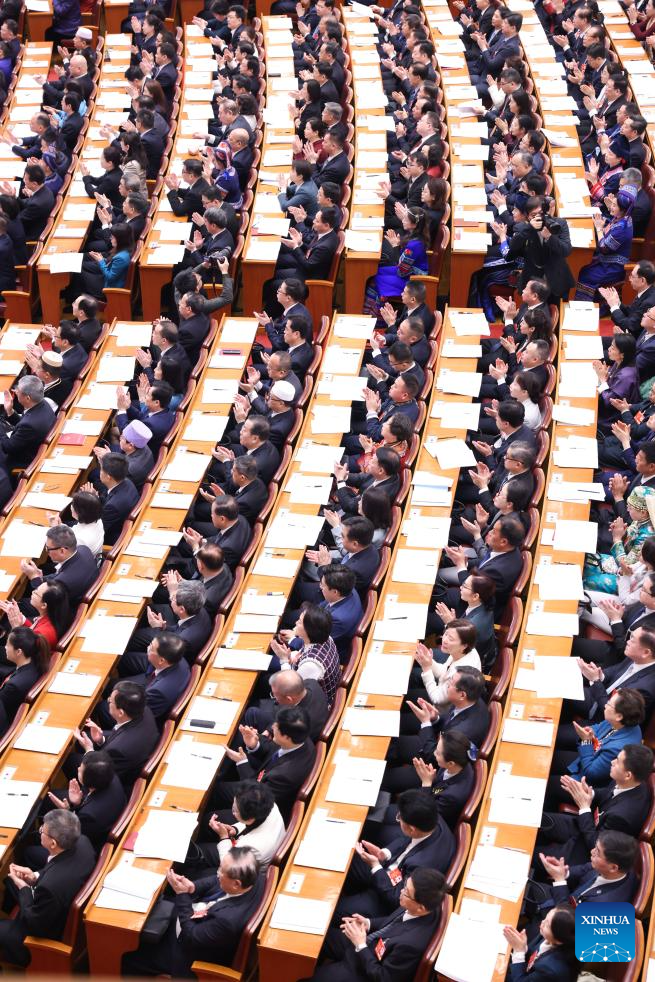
left=19, top=524, right=97, bottom=609
left=311, top=868, right=446, bottom=982
left=0, top=810, right=95, bottom=966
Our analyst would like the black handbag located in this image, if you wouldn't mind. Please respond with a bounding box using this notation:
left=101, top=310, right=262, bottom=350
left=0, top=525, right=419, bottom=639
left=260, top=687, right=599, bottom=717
left=141, top=898, right=175, bottom=943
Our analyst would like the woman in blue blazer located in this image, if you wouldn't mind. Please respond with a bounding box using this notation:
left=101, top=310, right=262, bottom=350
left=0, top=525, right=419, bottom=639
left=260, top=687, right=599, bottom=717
left=504, top=906, right=578, bottom=981
left=566, top=688, right=644, bottom=787
left=83, top=224, right=133, bottom=299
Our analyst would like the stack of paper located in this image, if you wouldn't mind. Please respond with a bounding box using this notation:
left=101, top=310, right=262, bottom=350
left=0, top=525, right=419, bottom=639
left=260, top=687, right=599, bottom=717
left=558, top=362, right=598, bottom=398
left=80, top=614, right=139, bottom=654
left=151, top=491, right=193, bottom=510
left=311, top=404, right=353, bottom=434
left=564, top=334, right=604, bottom=360
left=48, top=672, right=102, bottom=696
left=294, top=811, right=360, bottom=871
left=561, top=303, right=599, bottom=332
left=552, top=518, right=598, bottom=553
left=182, top=695, right=240, bottom=734
left=392, top=548, right=441, bottom=585
left=373, top=599, right=428, bottom=642
left=40, top=454, right=92, bottom=475
left=14, top=724, right=70, bottom=755
left=213, top=648, right=272, bottom=670
left=553, top=435, right=598, bottom=469
left=265, top=511, right=325, bottom=549
left=269, top=894, right=333, bottom=935
left=78, top=384, right=123, bottom=410
left=133, top=810, right=199, bottom=862
left=526, top=611, right=579, bottom=638
left=240, top=591, right=286, bottom=616
left=325, top=753, right=386, bottom=806
left=502, top=718, right=555, bottom=747
left=0, top=780, right=43, bottom=828
left=431, top=400, right=481, bottom=429
left=428, top=437, right=477, bottom=470
left=465, top=844, right=531, bottom=902
left=1, top=520, right=48, bottom=558
left=342, top=707, right=400, bottom=736
left=163, top=452, right=212, bottom=482
left=533, top=655, right=584, bottom=700
left=546, top=480, right=604, bottom=503
left=295, top=441, right=344, bottom=474
left=489, top=772, right=547, bottom=827
left=551, top=405, right=595, bottom=426
left=162, top=739, right=226, bottom=789
left=401, top=515, right=451, bottom=548
left=285, top=474, right=334, bottom=505
left=437, top=368, right=482, bottom=397
left=100, top=578, right=158, bottom=603
left=252, top=552, right=299, bottom=579
left=96, top=862, right=166, bottom=914
left=358, top=653, right=414, bottom=695
left=535, top=562, right=585, bottom=600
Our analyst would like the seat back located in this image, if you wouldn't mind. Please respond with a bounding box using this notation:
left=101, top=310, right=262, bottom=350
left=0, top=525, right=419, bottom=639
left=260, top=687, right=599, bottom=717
left=140, top=719, right=174, bottom=779
left=60, top=843, right=113, bottom=948
left=319, top=687, right=347, bottom=743
left=444, top=823, right=471, bottom=892
left=512, top=550, right=533, bottom=597
left=219, top=565, right=245, bottom=616
left=271, top=800, right=305, bottom=867
left=414, top=894, right=453, bottom=982
left=108, top=778, right=146, bottom=844
left=486, top=646, right=513, bottom=703
left=229, top=866, right=279, bottom=973
left=340, top=637, right=363, bottom=688
left=592, top=919, right=644, bottom=982
left=632, top=841, right=654, bottom=918
left=496, top=597, right=523, bottom=648
left=479, top=701, right=501, bottom=759
left=297, top=741, right=327, bottom=802
left=168, top=663, right=202, bottom=721
left=459, top=758, right=488, bottom=824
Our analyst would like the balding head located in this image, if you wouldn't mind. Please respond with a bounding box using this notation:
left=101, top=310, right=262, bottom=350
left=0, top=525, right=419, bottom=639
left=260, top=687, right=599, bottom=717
left=270, top=669, right=306, bottom=704
left=228, top=128, right=250, bottom=151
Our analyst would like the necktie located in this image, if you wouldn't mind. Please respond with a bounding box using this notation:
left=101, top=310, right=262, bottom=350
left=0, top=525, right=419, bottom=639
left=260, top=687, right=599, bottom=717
left=367, top=908, right=405, bottom=943
left=203, top=885, right=226, bottom=903
left=607, top=662, right=637, bottom=695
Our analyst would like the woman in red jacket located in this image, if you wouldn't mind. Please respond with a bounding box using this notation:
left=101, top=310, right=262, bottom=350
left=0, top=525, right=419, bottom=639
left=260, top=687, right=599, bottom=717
left=0, top=581, right=72, bottom=651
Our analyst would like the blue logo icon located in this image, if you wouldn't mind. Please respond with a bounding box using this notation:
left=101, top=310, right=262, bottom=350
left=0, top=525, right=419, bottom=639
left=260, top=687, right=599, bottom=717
left=575, top=903, right=635, bottom=962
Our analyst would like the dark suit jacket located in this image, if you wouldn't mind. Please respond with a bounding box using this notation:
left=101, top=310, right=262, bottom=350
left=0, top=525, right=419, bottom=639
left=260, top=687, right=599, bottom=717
left=336, top=474, right=400, bottom=516
left=230, top=477, right=268, bottom=524
left=198, top=566, right=233, bottom=617
left=168, top=177, right=211, bottom=219
left=172, top=874, right=266, bottom=973
left=100, top=708, right=160, bottom=784
left=252, top=678, right=329, bottom=743
left=387, top=303, right=433, bottom=340
left=636, top=332, right=655, bottom=382
left=58, top=111, right=85, bottom=152
left=140, top=128, right=165, bottom=180
left=0, top=231, right=15, bottom=291
left=83, top=166, right=123, bottom=210
left=366, top=398, right=419, bottom=442
left=71, top=775, right=127, bottom=850
left=573, top=782, right=652, bottom=849
left=119, top=406, right=175, bottom=457
left=509, top=942, right=578, bottom=982
left=263, top=408, right=295, bottom=450
left=0, top=661, right=42, bottom=734
left=460, top=543, right=523, bottom=613
left=429, top=764, right=475, bottom=830
left=59, top=343, right=88, bottom=381
left=551, top=864, right=637, bottom=906
left=611, top=285, right=655, bottom=337
left=419, top=699, right=491, bottom=757
left=102, top=478, right=140, bottom=545
left=14, top=836, right=96, bottom=941
left=586, top=659, right=655, bottom=722
left=370, top=819, right=455, bottom=908
left=171, top=608, right=213, bottom=662
left=319, top=546, right=379, bottom=595
left=287, top=341, right=314, bottom=379
left=150, top=61, right=178, bottom=102
left=232, top=145, right=254, bottom=190
left=314, top=152, right=350, bottom=188
left=144, top=658, right=191, bottom=718
left=231, top=441, right=280, bottom=485
left=266, top=302, right=313, bottom=349
left=17, top=185, right=55, bottom=241
left=0, top=399, right=55, bottom=471
left=31, top=545, right=98, bottom=605
left=178, top=312, right=211, bottom=362
left=209, top=514, right=252, bottom=570
left=77, top=317, right=103, bottom=352
left=284, top=230, right=338, bottom=280
left=237, top=737, right=316, bottom=821
left=320, top=590, right=363, bottom=660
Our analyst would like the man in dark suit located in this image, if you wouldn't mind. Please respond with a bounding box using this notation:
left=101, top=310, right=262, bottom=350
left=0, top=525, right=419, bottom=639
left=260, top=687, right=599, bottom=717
left=122, top=847, right=265, bottom=977
left=49, top=321, right=88, bottom=382
left=212, top=415, right=280, bottom=486
left=385, top=667, right=490, bottom=791
left=239, top=377, right=297, bottom=449
left=165, top=159, right=210, bottom=219
left=273, top=206, right=339, bottom=283
left=300, top=516, right=380, bottom=601
left=120, top=631, right=191, bottom=721
left=177, top=292, right=211, bottom=362
left=57, top=93, right=85, bottom=152
left=139, top=319, right=192, bottom=386
left=69, top=294, right=103, bottom=352
left=136, top=108, right=165, bottom=180
left=537, top=830, right=638, bottom=912
left=344, top=375, right=419, bottom=451
left=497, top=199, right=575, bottom=303
left=253, top=317, right=314, bottom=379
left=600, top=261, right=655, bottom=338
left=334, top=448, right=401, bottom=516
left=14, top=164, right=55, bottom=241
left=366, top=341, right=425, bottom=394
left=86, top=452, right=140, bottom=546
left=634, top=309, right=655, bottom=383
left=227, top=128, right=254, bottom=190
left=572, top=626, right=655, bottom=726
left=470, top=11, right=522, bottom=92
left=0, top=810, right=96, bottom=966
left=539, top=744, right=653, bottom=866
left=45, top=751, right=127, bottom=854
left=116, top=382, right=175, bottom=458
left=242, top=670, right=328, bottom=743
left=71, top=681, right=159, bottom=785
left=318, top=565, right=363, bottom=662
left=216, top=706, right=316, bottom=822
left=375, top=316, right=431, bottom=369
left=379, top=281, right=434, bottom=338
left=122, top=580, right=213, bottom=669
left=86, top=192, right=148, bottom=253
left=337, top=790, right=454, bottom=919
left=218, top=455, right=268, bottom=525
left=573, top=572, right=655, bottom=667
left=22, top=524, right=97, bottom=606
left=0, top=375, right=55, bottom=473
left=156, top=542, right=233, bottom=620
left=313, top=868, right=445, bottom=982
left=311, top=131, right=350, bottom=188
left=180, top=494, right=252, bottom=572
left=256, top=277, right=313, bottom=348
left=147, top=41, right=178, bottom=104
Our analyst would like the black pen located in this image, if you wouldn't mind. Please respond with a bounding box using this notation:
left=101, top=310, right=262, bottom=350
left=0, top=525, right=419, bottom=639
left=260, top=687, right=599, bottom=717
left=358, top=705, right=377, bottom=709
left=170, top=804, right=193, bottom=812
left=6, top=792, right=29, bottom=797
left=388, top=616, right=407, bottom=621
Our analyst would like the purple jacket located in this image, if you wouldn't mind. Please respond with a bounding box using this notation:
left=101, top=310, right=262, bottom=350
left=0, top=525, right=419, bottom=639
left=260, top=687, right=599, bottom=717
left=53, top=0, right=81, bottom=36
left=599, top=364, right=640, bottom=420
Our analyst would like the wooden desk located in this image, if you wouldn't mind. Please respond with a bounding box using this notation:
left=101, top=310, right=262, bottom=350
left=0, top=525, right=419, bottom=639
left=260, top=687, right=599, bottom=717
left=257, top=307, right=505, bottom=982
left=239, top=17, right=296, bottom=315
left=36, top=38, right=134, bottom=325
left=25, top=0, right=53, bottom=42
left=438, top=301, right=600, bottom=982
left=103, top=1, right=131, bottom=34
left=139, top=26, right=218, bottom=321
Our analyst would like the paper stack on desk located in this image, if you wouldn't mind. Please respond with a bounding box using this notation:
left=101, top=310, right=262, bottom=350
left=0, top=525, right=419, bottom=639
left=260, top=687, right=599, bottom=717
left=431, top=400, right=481, bottom=430
left=436, top=913, right=505, bottom=982
left=429, top=437, right=477, bottom=470
left=401, top=515, right=450, bottom=549
left=1, top=520, right=48, bottom=558
left=551, top=405, right=596, bottom=426
left=373, top=599, right=428, bottom=642
left=535, top=562, right=585, bottom=600
left=311, top=404, right=353, bottom=434
left=295, top=441, right=344, bottom=474
left=558, top=362, right=598, bottom=398
left=392, top=548, right=441, bottom=585
left=162, top=738, right=225, bottom=789
left=214, top=648, right=272, bottom=671
left=526, top=611, right=579, bottom=638
left=552, top=518, right=598, bottom=553
left=14, top=723, right=70, bottom=755
left=100, top=578, right=158, bottom=603
left=96, top=862, right=166, bottom=914
left=285, top=473, right=333, bottom=505
left=182, top=695, right=240, bottom=734
left=163, top=452, right=212, bottom=482
left=265, top=511, right=325, bottom=549
left=96, top=356, right=136, bottom=383
left=252, top=552, right=299, bottom=579
left=342, top=707, right=400, bottom=737
left=48, top=671, right=102, bottom=696
left=546, top=479, right=604, bottom=503
left=533, top=655, right=584, bottom=700
left=553, top=434, right=598, bottom=469
left=465, top=843, right=531, bottom=902
left=437, top=368, right=482, bottom=397
left=78, top=383, right=124, bottom=410
left=294, top=811, right=360, bottom=872
left=502, top=718, right=555, bottom=747
left=0, top=780, right=44, bottom=828
left=239, top=591, right=286, bottom=616
left=80, top=613, right=139, bottom=654
left=22, top=491, right=72, bottom=512
left=134, top=810, right=199, bottom=862
left=489, top=772, right=547, bottom=827
left=269, top=894, right=333, bottom=935
left=326, top=753, right=386, bottom=806
left=564, top=334, right=604, bottom=360
left=358, top=653, right=414, bottom=695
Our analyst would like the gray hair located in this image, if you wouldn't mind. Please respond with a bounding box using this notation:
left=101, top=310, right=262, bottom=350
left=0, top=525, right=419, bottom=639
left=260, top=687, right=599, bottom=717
left=122, top=173, right=143, bottom=193
left=175, top=579, right=206, bottom=615
left=232, top=456, right=258, bottom=480
left=512, top=150, right=533, bottom=168
left=46, top=524, right=77, bottom=551
left=506, top=442, right=536, bottom=469
left=43, top=809, right=81, bottom=850
left=221, top=845, right=260, bottom=888
left=18, top=375, right=44, bottom=404
left=624, top=167, right=643, bottom=188
left=270, top=669, right=305, bottom=698
left=324, top=102, right=342, bottom=119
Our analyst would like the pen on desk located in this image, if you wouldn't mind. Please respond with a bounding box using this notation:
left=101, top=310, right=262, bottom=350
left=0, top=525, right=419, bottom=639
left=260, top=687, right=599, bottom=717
left=358, top=704, right=377, bottom=709
left=170, top=804, right=194, bottom=812
left=134, top=573, right=153, bottom=580
left=267, top=551, right=286, bottom=557
left=528, top=715, right=553, bottom=722
left=190, top=752, right=212, bottom=760
left=6, top=793, right=28, bottom=797
left=326, top=818, right=346, bottom=824
left=266, top=592, right=283, bottom=596
left=388, top=616, right=407, bottom=621
left=43, top=484, right=58, bottom=491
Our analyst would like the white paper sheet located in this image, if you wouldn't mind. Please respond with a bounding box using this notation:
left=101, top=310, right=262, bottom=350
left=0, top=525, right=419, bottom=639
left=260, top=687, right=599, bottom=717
left=358, top=653, right=414, bottom=695
left=502, top=718, right=555, bottom=747
left=436, top=912, right=504, bottom=982
left=133, top=810, right=199, bottom=862
left=269, top=895, right=333, bottom=935
left=182, top=696, right=240, bottom=734
left=14, top=723, right=70, bottom=755
left=48, top=672, right=102, bottom=696
left=533, top=655, right=584, bottom=700
left=294, top=813, right=360, bottom=872
left=552, top=519, right=598, bottom=554
left=342, top=707, right=400, bottom=737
